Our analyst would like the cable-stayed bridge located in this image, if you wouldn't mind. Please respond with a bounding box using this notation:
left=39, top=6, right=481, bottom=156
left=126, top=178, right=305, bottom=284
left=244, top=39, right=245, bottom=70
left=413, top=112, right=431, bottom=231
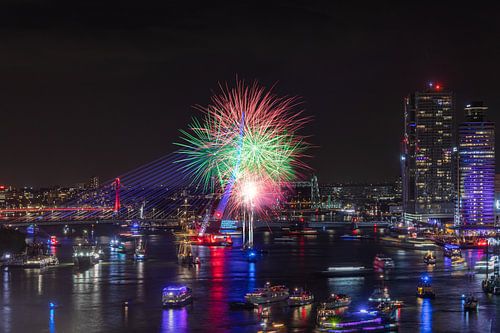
left=0, top=152, right=215, bottom=225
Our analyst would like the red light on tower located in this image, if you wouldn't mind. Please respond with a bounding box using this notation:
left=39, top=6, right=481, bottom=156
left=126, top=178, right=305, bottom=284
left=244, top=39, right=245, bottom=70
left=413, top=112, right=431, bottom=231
left=435, top=84, right=441, bottom=90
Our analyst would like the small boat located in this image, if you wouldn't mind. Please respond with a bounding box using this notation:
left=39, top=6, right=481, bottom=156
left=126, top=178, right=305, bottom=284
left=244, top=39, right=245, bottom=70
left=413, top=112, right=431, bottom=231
left=162, top=286, right=192, bottom=307
left=482, top=275, right=500, bottom=295
left=463, top=294, right=478, bottom=311
left=373, top=254, right=395, bottom=269
left=474, top=255, right=497, bottom=272
left=274, top=236, right=296, bottom=242
left=451, top=256, right=466, bottom=267
left=109, top=238, right=120, bottom=249
left=288, top=288, right=314, bottom=306
left=320, top=293, right=351, bottom=309
left=368, top=287, right=391, bottom=305
left=340, top=234, right=363, bottom=240
left=319, top=266, right=370, bottom=277
left=443, top=244, right=461, bottom=258
left=134, top=238, right=146, bottom=260
left=416, top=276, right=435, bottom=298
left=48, top=236, right=61, bottom=247
left=287, top=227, right=318, bottom=236
left=423, top=251, right=436, bottom=265
left=244, top=282, right=289, bottom=305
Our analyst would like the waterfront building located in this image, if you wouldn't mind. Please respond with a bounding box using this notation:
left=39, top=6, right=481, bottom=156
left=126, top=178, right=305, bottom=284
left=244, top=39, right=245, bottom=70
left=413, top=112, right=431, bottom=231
left=401, top=83, right=455, bottom=224
left=457, top=102, right=495, bottom=226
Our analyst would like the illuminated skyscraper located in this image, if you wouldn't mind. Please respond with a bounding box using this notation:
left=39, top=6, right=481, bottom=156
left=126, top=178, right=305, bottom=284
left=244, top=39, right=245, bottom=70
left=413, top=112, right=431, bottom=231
left=457, top=102, right=495, bottom=226
left=401, top=83, right=455, bottom=223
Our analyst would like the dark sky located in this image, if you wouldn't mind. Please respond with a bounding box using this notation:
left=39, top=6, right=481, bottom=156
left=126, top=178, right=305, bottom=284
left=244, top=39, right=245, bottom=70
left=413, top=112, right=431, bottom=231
left=1, top=1, right=500, bottom=187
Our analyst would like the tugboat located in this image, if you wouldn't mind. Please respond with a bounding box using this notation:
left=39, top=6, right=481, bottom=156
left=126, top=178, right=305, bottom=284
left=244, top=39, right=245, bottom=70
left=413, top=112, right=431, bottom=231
left=423, top=251, right=436, bottom=265
left=162, top=285, right=193, bottom=307
left=244, top=282, right=289, bottom=305
left=463, top=294, right=478, bottom=311
left=288, top=288, right=314, bottom=306
left=373, top=254, right=395, bottom=269
left=416, top=275, right=435, bottom=298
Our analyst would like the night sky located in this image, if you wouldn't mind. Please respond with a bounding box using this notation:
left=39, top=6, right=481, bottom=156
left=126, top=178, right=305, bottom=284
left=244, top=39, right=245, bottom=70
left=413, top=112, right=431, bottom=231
left=2, top=1, right=500, bottom=187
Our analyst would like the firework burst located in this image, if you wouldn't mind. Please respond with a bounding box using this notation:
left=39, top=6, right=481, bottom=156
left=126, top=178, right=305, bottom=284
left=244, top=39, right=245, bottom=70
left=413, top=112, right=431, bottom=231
left=176, top=80, right=310, bottom=215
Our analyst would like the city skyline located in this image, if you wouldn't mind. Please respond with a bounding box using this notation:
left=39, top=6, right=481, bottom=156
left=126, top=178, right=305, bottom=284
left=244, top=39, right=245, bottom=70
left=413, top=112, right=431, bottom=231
left=1, top=2, right=500, bottom=187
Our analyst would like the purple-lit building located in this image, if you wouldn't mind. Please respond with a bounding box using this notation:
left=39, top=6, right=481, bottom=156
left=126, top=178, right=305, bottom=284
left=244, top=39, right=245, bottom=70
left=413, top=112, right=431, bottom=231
left=457, top=102, right=495, bottom=226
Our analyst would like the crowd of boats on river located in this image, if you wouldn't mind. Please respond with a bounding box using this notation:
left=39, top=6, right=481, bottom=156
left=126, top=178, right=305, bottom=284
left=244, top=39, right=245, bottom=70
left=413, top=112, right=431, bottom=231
left=1, top=221, right=500, bottom=332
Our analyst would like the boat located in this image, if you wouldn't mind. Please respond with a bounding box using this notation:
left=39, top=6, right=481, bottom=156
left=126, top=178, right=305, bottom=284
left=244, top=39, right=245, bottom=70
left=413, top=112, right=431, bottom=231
left=475, top=255, right=497, bottom=272
left=4, top=242, right=59, bottom=268
left=133, top=237, right=146, bottom=260
left=379, top=235, right=436, bottom=250
left=73, top=242, right=99, bottom=267
left=443, top=244, right=461, bottom=258
left=274, top=236, right=296, bottom=242
left=416, top=276, right=435, bottom=298
left=368, top=287, right=391, bottom=305
left=189, top=233, right=233, bottom=247
left=246, top=249, right=259, bottom=262
left=244, top=282, right=289, bottom=305
left=373, top=254, right=395, bottom=269
left=319, top=293, right=351, bottom=309
left=340, top=234, right=369, bottom=240
left=287, top=226, right=318, bottom=236
left=162, top=286, right=193, bottom=307
left=319, top=266, right=371, bottom=277
left=288, top=288, right=314, bottom=306
left=48, top=236, right=61, bottom=247
left=109, top=238, right=120, bottom=249
left=463, top=294, right=478, bottom=311
left=317, top=310, right=398, bottom=332
left=423, top=251, right=436, bottom=265
left=482, top=275, right=500, bottom=294
left=451, top=256, right=466, bottom=267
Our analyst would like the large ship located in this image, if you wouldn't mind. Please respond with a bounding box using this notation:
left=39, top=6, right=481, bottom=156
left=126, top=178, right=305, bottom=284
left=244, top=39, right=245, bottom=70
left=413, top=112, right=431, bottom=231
left=4, top=242, right=58, bottom=268
left=244, top=282, right=289, bottom=305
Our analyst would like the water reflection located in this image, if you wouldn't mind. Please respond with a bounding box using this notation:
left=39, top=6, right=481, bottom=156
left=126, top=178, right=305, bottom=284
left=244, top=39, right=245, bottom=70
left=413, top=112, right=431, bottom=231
left=418, top=298, right=432, bottom=333
left=160, top=308, right=187, bottom=333
left=49, top=308, right=55, bottom=333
